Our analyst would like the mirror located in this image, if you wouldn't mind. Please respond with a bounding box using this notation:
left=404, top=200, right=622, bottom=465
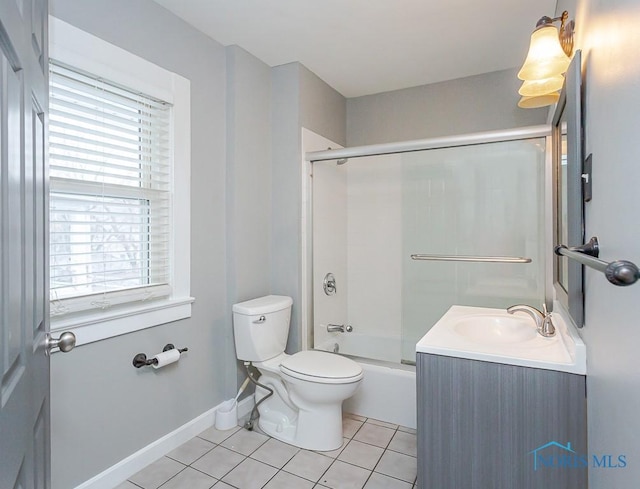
left=552, top=50, right=584, bottom=327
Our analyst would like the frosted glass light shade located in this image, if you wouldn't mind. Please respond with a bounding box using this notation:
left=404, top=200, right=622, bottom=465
left=517, top=25, right=571, bottom=80
left=518, top=75, right=564, bottom=97
left=517, top=92, right=560, bottom=108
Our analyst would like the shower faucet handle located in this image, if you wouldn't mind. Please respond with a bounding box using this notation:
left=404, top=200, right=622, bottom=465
left=323, top=273, right=337, bottom=295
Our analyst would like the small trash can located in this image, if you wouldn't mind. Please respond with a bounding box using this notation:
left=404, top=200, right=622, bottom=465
left=215, top=399, right=238, bottom=431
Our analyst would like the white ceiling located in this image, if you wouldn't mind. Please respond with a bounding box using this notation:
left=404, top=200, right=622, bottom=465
left=152, top=0, right=557, bottom=98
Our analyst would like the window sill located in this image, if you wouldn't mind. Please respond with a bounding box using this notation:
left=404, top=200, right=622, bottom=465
left=49, top=296, right=195, bottom=349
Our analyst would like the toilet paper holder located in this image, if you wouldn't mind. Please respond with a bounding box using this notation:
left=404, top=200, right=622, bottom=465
left=132, top=344, right=188, bottom=368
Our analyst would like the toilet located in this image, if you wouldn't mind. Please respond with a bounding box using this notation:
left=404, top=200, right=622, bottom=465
left=232, top=295, right=363, bottom=451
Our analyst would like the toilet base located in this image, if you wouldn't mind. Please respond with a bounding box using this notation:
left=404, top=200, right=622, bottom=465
left=258, top=404, right=343, bottom=452
left=253, top=383, right=344, bottom=451
left=256, top=416, right=296, bottom=447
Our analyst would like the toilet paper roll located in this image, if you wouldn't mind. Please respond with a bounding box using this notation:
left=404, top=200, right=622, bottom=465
left=152, top=349, right=181, bottom=369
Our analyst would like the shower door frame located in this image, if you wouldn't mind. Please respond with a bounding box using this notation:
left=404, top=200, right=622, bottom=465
left=301, top=125, right=554, bottom=362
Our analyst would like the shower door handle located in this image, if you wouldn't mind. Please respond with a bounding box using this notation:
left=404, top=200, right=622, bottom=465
left=411, top=254, right=531, bottom=263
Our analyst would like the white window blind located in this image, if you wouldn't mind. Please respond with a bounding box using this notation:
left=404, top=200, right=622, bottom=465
left=49, top=61, right=173, bottom=317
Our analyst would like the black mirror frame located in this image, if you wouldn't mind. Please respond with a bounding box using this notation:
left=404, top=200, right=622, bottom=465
left=552, top=49, right=585, bottom=327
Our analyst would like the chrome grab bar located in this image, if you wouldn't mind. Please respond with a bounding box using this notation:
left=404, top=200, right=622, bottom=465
left=555, top=237, right=640, bottom=286
left=411, top=254, right=531, bottom=264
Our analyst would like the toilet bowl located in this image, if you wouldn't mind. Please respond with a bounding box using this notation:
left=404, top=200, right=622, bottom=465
left=232, top=295, right=363, bottom=451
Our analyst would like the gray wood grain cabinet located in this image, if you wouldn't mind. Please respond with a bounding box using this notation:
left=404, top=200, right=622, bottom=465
left=416, top=353, right=587, bottom=489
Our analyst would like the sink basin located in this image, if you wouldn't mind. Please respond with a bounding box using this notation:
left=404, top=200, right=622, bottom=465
left=416, top=305, right=586, bottom=374
left=452, top=315, right=537, bottom=344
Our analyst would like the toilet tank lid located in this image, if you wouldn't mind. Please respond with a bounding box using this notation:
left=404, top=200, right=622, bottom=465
left=232, top=295, right=293, bottom=315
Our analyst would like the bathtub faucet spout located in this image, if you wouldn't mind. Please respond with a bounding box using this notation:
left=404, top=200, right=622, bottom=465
left=327, top=324, right=353, bottom=333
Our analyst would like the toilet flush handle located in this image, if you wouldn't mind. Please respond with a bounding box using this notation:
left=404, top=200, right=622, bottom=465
left=253, top=315, right=266, bottom=324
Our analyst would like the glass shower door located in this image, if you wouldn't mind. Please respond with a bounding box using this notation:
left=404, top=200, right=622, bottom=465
left=400, top=138, right=546, bottom=363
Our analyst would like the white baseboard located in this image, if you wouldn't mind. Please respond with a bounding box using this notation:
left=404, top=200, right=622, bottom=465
left=75, top=395, right=255, bottom=489
left=237, top=393, right=255, bottom=420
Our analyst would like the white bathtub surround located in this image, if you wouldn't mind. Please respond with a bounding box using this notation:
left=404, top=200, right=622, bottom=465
left=316, top=332, right=402, bottom=364
left=301, top=128, right=346, bottom=352
left=311, top=152, right=403, bottom=360
left=346, top=154, right=403, bottom=344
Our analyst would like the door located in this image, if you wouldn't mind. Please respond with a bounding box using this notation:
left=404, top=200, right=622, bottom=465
left=0, top=2, right=72, bottom=488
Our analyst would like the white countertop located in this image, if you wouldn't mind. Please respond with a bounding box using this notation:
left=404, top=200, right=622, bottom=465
left=416, top=304, right=586, bottom=375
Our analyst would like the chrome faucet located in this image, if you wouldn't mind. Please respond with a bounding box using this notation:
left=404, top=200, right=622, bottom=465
left=327, top=324, right=353, bottom=333
left=506, top=303, right=556, bottom=337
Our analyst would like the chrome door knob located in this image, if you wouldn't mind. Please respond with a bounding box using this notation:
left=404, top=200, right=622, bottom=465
left=45, top=331, right=76, bottom=355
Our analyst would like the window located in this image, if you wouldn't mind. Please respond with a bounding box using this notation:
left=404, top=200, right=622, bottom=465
left=50, top=61, right=172, bottom=312
left=49, top=17, right=192, bottom=345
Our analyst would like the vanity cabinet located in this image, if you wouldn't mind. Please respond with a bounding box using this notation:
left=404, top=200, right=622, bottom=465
left=416, top=353, right=587, bottom=489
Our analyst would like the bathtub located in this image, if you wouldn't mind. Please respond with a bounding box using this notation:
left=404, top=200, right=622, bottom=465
left=316, top=334, right=417, bottom=429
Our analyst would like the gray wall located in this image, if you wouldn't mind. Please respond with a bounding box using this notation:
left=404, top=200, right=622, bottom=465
left=226, top=45, right=272, bottom=307
left=225, top=44, right=273, bottom=392
left=347, top=67, right=547, bottom=146
left=300, top=65, right=347, bottom=146
left=48, top=1, right=232, bottom=488
left=570, top=0, right=640, bottom=486
left=271, top=63, right=301, bottom=355
left=271, top=63, right=346, bottom=353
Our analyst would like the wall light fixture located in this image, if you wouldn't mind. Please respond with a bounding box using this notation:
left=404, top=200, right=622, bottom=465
left=517, top=11, right=574, bottom=108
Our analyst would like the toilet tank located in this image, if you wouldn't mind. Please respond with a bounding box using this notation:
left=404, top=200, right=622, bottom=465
left=232, top=295, right=293, bottom=362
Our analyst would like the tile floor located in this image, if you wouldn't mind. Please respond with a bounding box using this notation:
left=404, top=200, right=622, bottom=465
left=119, top=413, right=418, bottom=489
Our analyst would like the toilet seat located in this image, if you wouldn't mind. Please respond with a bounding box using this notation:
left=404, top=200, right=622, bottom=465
left=280, top=350, right=363, bottom=384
